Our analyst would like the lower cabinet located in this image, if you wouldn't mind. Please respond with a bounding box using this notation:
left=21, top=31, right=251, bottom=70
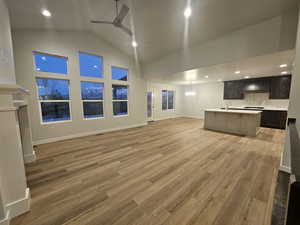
left=261, top=110, right=288, bottom=129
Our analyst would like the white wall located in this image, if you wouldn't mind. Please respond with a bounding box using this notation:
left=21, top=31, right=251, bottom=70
left=143, top=10, right=298, bottom=79
left=13, top=30, right=147, bottom=144
left=147, top=82, right=183, bottom=121
left=282, top=6, right=300, bottom=171
left=181, top=82, right=290, bottom=119
left=0, top=0, right=16, bottom=84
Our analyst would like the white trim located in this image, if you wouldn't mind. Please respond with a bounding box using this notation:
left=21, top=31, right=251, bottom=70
left=23, top=151, right=37, bottom=164
left=6, top=188, right=30, bottom=219
left=279, top=165, right=291, bottom=174
left=0, top=211, right=9, bottom=225
left=181, top=115, right=204, bottom=119
left=154, top=115, right=182, bottom=121
left=0, top=107, right=17, bottom=112
left=32, top=123, right=148, bottom=145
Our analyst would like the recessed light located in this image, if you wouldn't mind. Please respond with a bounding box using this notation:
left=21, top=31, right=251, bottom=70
left=41, top=9, right=51, bottom=17
left=184, top=8, right=192, bottom=18
left=235, top=71, right=241, bottom=74
left=281, top=71, right=288, bottom=75
left=132, top=41, right=138, bottom=47
left=244, top=76, right=250, bottom=79
left=218, top=79, right=222, bottom=82
left=280, top=64, right=287, bottom=68
left=205, top=76, right=209, bottom=78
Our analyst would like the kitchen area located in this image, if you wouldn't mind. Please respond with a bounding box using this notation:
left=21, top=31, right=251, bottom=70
left=204, top=75, right=291, bottom=136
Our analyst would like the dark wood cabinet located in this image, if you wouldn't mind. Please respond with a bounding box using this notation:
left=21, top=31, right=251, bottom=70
left=223, top=80, right=244, bottom=99
left=223, top=75, right=291, bottom=100
left=261, top=110, right=288, bottom=129
left=270, top=75, right=291, bottom=99
left=243, top=78, right=270, bottom=93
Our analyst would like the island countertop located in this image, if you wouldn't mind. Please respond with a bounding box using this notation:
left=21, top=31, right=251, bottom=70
left=205, top=108, right=262, bottom=114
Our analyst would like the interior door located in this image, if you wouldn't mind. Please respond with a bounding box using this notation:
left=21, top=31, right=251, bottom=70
left=147, top=91, right=154, bottom=121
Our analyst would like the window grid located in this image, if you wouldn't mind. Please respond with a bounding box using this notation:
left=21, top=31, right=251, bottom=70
left=35, top=77, right=72, bottom=124
left=112, top=85, right=129, bottom=117
left=80, top=81, right=104, bottom=120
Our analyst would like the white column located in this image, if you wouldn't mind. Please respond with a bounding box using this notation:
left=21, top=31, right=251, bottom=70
left=0, top=84, right=31, bottom=222
left=16, top=103, right=36, bottom=163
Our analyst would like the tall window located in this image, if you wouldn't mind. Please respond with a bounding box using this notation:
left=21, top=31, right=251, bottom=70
left=162, top=90, right=175, bottom=110
left=112, top=66, right=128, bottom=81
left=36, top=78, right=71, bottom=123
left=112, top=85, right=128, bottom=116
left=81, top=82, right=104, bottom=119
left=34, top=52, right=70, bottom=124
left=79, top=52, right=103, bottom=78
left=33, top=52, right=68, bottom=74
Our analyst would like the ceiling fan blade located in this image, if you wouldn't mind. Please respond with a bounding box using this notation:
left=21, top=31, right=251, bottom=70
left=90, top=20, right=113, bottom=24
left=114, top=4, right=129, bottom=24
left=119, top=24, right=133, bottom=36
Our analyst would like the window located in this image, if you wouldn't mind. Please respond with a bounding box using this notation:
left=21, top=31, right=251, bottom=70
left=79, top=52, right=103, bottom=78
left=112, top=85, right=128, bottom=116
left=33, top=52, right=68, bottom=74
left=112, top=66, right=128, bottom=81
left=36, top=78, right=71, bottom=123
left=81, top=82, right=104, bottom=119
left=162, top=90, right=175, bottom=110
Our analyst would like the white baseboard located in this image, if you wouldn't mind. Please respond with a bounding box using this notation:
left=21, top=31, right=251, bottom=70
left=0, top=211, right=10, bottom=225
left=6, top=188, right=30, bottom=219
left=279, top=165, right=291, bottom=174
left=23, top=151, right=36, bottom=163
left=33, top=123, right=148, bottom=145
left=154, top=115, right=182, bottom=121
left=182, top=115, right=204, bottom=119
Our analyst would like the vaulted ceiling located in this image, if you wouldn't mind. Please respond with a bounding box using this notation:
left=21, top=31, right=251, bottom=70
left=7, top=0, right=300, bottom=64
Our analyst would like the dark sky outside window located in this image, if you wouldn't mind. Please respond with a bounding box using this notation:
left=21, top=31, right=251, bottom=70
left=79, top=53, right=103, bottom=78
left=36, top=78, right=69, bottom=100
left=81, top=82, right=104, bottom=100
left=112, top=67, right=128, bottom=81
left=112, top=85, right=128, bottom=100
left=41, top=102, right=70, bottom=122
left=34, top=53, right=68, bottom=74
left=113, top=101, right=128, bottom=116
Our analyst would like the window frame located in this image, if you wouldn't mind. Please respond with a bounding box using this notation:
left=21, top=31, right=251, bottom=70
left=80, top=81, right=105, bottom=120
left=32, top=51, right=69, bottom=75
left=78, top=51, right=104, bottom=79
left=162, top=89, right=175, bottom=111
left=35, top=76, right=72, bottom=125
left=112, top=84, right=129, bottom=117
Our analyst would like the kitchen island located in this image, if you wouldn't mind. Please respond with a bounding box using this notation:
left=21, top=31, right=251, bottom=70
left=204, top=109, right=262, bottom=136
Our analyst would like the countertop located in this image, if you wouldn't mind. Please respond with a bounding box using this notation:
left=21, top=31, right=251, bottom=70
left=225, top=106, right=288, bottom=111
left=205, top=109, right=262, bottom=114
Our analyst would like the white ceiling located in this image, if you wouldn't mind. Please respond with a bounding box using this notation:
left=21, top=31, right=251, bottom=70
left=6, top=0, right=300, bottom=63
left=146, top=50, right=295, bottom=85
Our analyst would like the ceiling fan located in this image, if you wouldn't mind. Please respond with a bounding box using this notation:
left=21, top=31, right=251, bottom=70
left=90, top=0, right=133, bottom=37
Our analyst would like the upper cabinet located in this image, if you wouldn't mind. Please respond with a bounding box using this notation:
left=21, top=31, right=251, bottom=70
left=269, top=75, right=291, bottom=99
left=243, top=78, right=270, bottom=93
left=223, top=75, right=291, bottom=100
left=224, top=80, right=244, bottom=99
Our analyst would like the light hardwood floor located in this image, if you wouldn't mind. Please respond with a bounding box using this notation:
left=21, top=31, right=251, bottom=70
left=12, top=118, right=285, bottom=225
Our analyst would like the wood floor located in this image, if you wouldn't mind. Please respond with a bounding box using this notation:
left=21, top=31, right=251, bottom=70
left=12, top=118, right=285, bottom=225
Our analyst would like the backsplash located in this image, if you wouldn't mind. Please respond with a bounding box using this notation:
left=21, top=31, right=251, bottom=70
left=224, top=93, right=289, bottom=108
